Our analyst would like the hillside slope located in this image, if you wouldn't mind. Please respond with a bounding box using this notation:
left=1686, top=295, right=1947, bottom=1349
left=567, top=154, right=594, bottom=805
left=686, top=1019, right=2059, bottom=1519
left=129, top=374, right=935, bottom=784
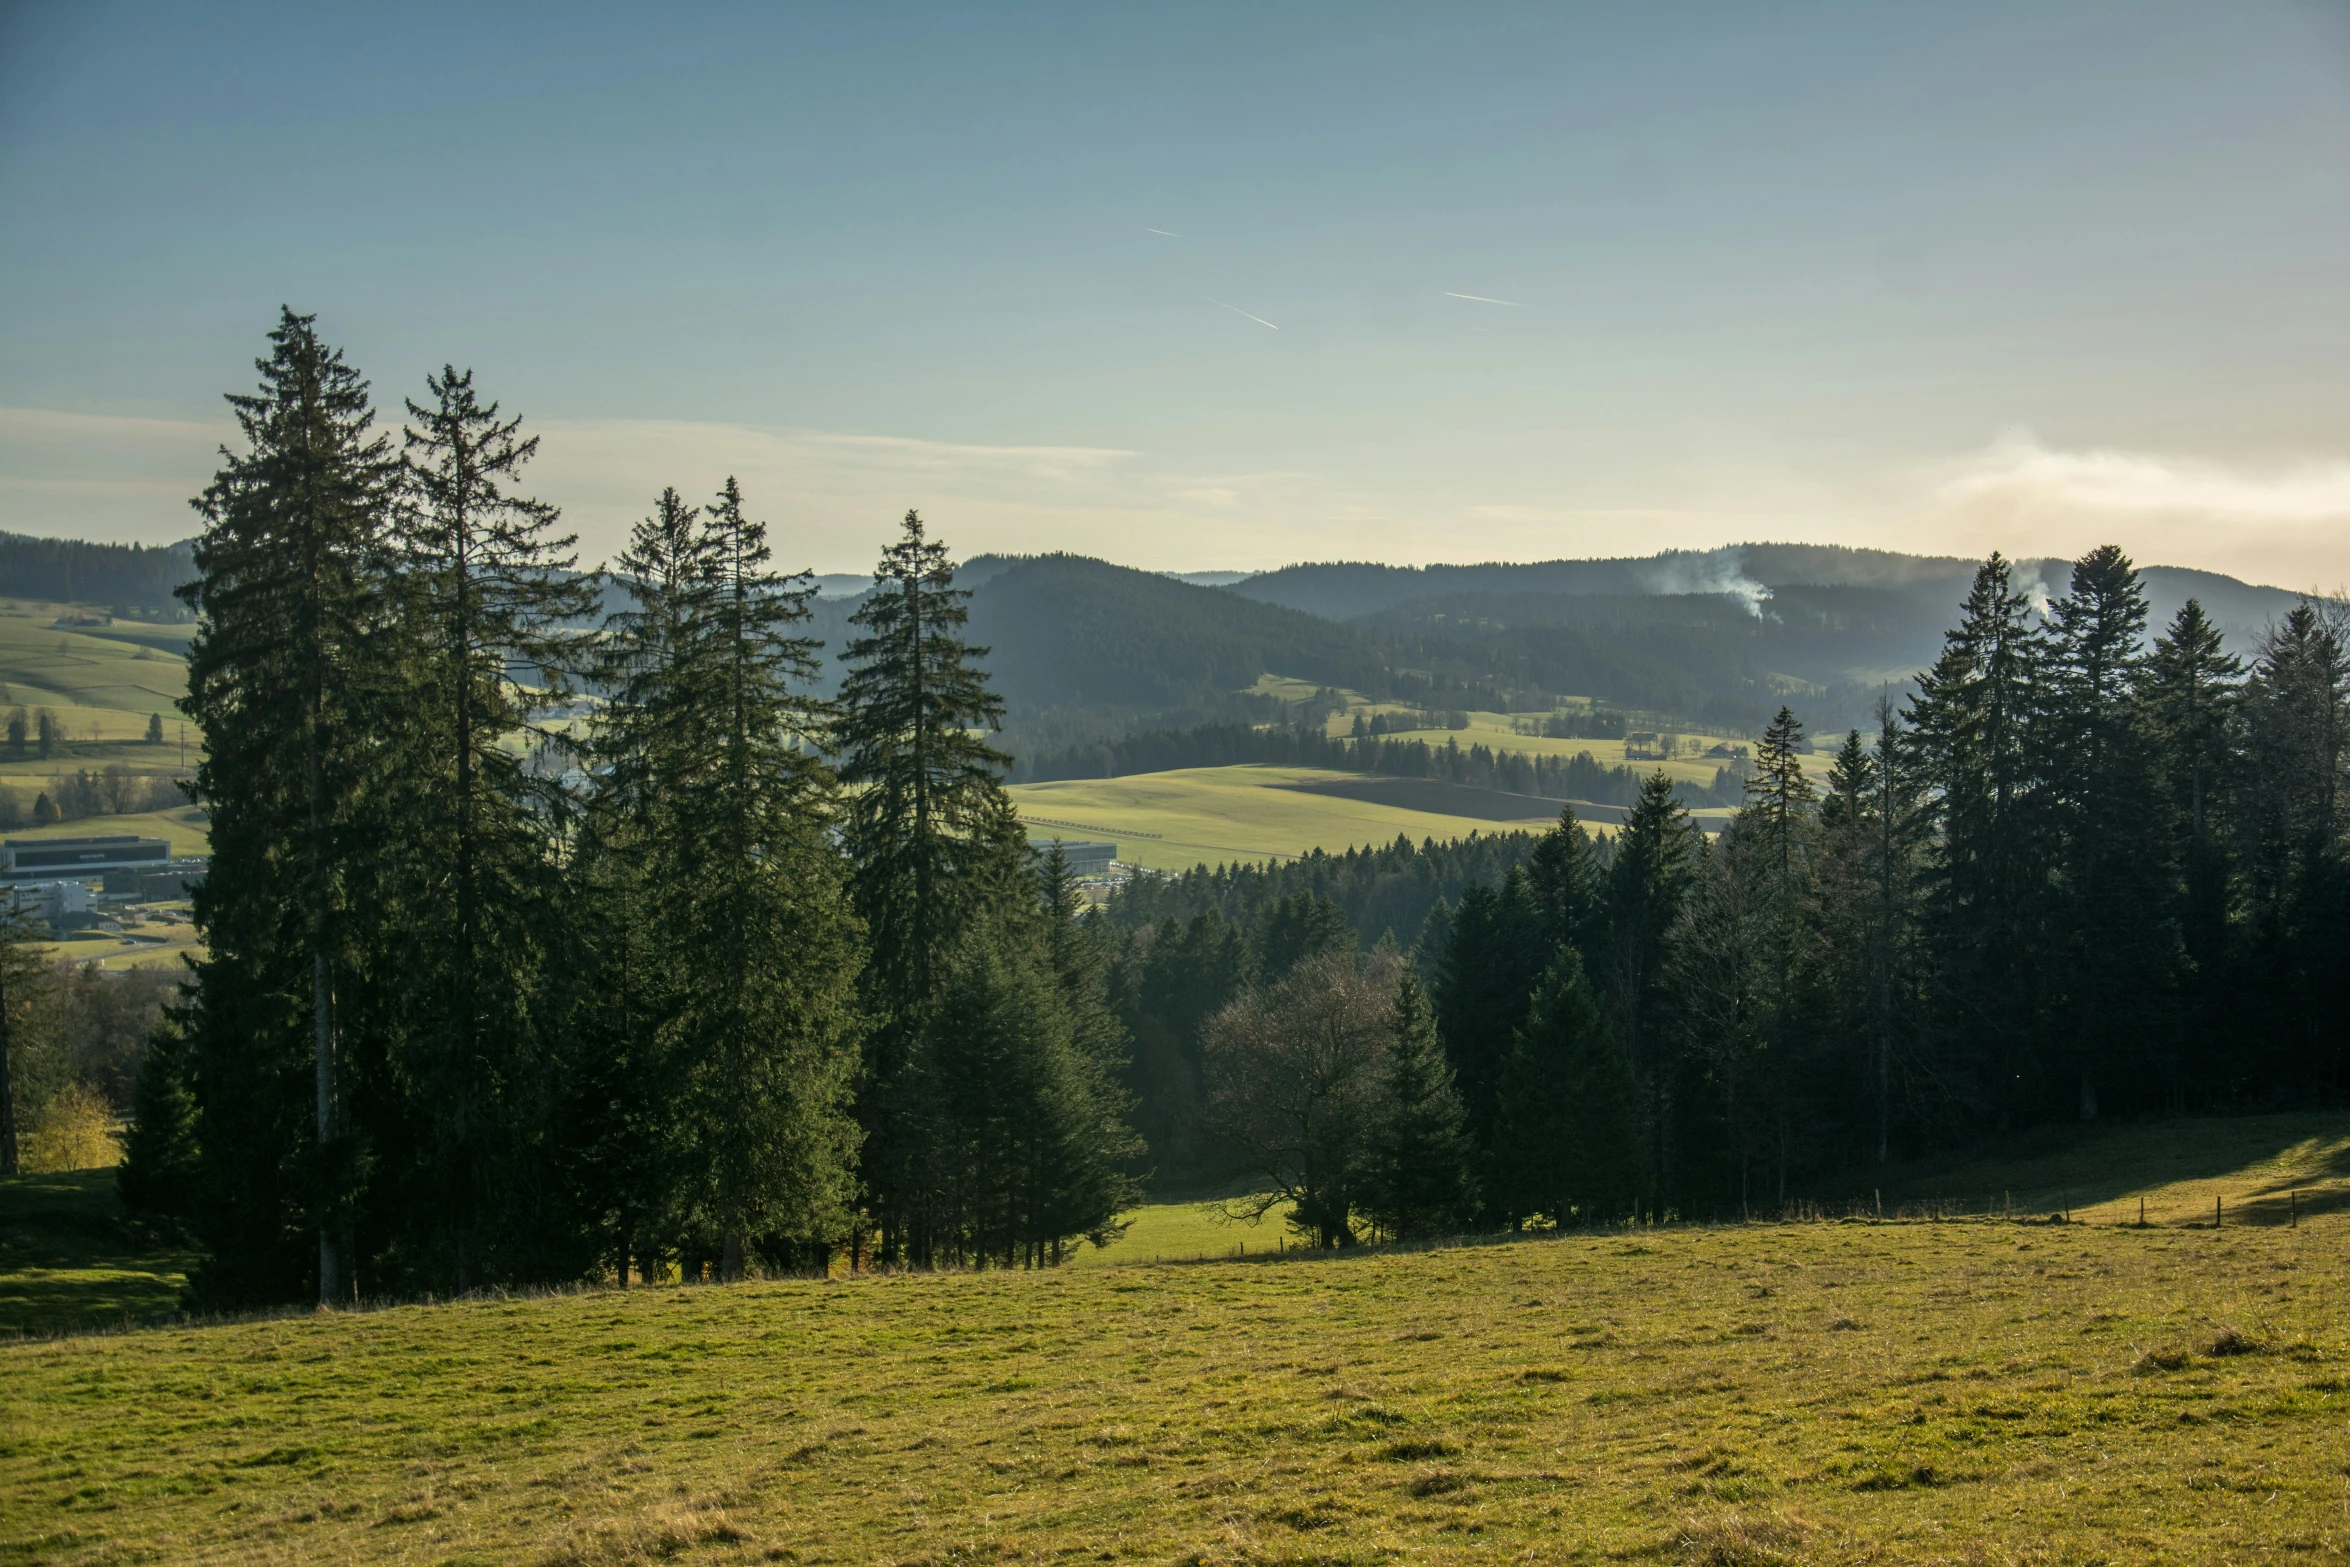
left=2, top=1169, right=2342, bottom=1563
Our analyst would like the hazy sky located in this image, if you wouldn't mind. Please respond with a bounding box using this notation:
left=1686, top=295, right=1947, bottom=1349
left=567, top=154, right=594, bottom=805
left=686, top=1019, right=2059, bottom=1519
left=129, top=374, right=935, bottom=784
left=4, top=2, right=2348, bottom=585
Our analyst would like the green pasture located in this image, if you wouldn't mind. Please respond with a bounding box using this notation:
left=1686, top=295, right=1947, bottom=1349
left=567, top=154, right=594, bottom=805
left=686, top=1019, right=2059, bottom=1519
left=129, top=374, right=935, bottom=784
left=0, top=602, right=191, bottom=731
left=1067, top=1194, right=1300, bottom=1268
left=4, top=1114, right=2349, bottom=1564
left=1009, top=765, right=1559, bottom=874
left=1248, top=675, right=1755, bottom=789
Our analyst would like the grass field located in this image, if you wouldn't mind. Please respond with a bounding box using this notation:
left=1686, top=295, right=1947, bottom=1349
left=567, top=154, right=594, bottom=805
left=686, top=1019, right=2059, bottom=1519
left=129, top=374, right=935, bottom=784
left=1010, top=766, right=1558, bottom=874
left=4, top=1116, right=2347, bottom=1564
left=0, top=602, right=192, bottom=734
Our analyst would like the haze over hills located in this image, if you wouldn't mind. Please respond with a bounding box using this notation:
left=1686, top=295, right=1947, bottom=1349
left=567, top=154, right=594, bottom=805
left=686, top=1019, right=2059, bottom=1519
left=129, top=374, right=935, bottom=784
left=2, top=530, right=2316, bottom=765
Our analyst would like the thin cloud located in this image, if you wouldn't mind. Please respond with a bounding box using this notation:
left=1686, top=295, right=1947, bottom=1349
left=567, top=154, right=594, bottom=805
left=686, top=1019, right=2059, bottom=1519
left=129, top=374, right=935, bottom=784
left=1443, top=291, right=1527, bottom=307
left=1144, top=227, right=1183, bottom=237
left=1201, top=295, right=1279, bottom=331
left=1939, top=429, right=2350, bottom=523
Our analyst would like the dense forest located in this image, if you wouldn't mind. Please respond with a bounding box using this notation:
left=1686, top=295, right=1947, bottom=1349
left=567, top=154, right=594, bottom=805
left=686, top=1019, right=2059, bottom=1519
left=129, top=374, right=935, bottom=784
left=0, top=532, right=197, bottom=618
left=91, top=312, right=1140, bottom=1304
left=13, top=309, right=2340, bottom=1303
left=1096, top=554, right=2350, bottom=1216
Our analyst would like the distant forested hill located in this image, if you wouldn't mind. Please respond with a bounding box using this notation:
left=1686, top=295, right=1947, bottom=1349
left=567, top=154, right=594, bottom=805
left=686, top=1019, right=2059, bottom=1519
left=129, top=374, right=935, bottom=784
left=786, top=545, right=2314, bottom=751
left=968, top=554, right=1384, bottom=713
left=1229, top=543, right=1986, bottom=620
left=0, top=533, right=197, bottom=616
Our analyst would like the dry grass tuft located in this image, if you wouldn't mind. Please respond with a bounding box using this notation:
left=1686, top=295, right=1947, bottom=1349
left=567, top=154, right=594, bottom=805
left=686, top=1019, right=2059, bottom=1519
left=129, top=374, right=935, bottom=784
left=2205, top=1325, right=2263, bottom=1357
left=1666, top=1509, right=1812, bottom=1566
left=542, top=1506, right=751, bottom=1565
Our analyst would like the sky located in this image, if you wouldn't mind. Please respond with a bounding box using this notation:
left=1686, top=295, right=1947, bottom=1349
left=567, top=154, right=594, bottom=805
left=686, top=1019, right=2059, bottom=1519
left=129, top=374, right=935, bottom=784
left=3, top=1, right=2348, bottom=586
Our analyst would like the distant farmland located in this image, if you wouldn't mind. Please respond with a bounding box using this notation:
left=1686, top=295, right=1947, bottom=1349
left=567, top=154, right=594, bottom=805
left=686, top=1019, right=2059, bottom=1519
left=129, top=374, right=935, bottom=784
left=1008, top=765, right=1570, bottom=874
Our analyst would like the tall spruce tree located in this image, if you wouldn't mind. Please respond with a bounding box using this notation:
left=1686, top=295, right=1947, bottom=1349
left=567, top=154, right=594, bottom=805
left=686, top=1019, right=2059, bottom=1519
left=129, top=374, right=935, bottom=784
left=1599, top=771, right=1699, bottom=1205
left=1433, top=869, right=1545, bottom=1211
left=1907, top=553, right=2052, bottom=1127
left=673, top=480, right=865, bottom=1278
left=580, top=486, right=714, bottom=1279
left=393, top=366, right=596, bottom=1288
left=836, top=510, right=1013, bottom=1020
left=1664, top=819, right=1775, bottom=1210
left=834, top=510, right=1034, bottom=1262
left=2143, top=599, right=2242, bottom=1096
left=1493, top=950, right=1637, bottom=1226
left=1359, top=971, right=1477, bottom=1239
left=2042, top=545, right=2169, bottom=1119
left=1524, top=805, right=1603, bottom=958
left=180, top=309, right=398, bottom=1305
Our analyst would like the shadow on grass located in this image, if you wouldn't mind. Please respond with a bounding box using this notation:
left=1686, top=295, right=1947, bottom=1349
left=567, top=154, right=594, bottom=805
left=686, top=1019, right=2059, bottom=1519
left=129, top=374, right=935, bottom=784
left=0, top=1169, right=198, bottom=1336
left=1875, top=1110, right=2350, bottom=1225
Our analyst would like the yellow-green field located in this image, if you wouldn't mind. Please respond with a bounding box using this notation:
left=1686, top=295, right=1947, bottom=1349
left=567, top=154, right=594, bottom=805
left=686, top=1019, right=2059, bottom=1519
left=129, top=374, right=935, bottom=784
left=1066, top=1196, right=1301, bottom=1269
left=4, top=1188, right=2347, bottom=1562
left=1011, top=766, right=1558, bottom=874
left=0, top=602, right=191, bottom=732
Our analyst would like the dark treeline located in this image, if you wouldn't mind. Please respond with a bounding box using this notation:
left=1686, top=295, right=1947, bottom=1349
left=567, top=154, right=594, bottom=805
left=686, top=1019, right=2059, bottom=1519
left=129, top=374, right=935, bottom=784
left=110, top=312, right=1139, bottom=1304
left=0, top=532, right=197, bottom=618
left=1018, top=715, right=1743, bottom=809
left=1096, top=549, right=2349, bottom=1230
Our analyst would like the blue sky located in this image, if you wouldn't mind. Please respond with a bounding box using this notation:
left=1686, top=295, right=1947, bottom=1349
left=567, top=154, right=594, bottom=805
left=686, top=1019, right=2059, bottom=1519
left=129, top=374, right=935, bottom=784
left=4, top=2, right=2348, bottom=583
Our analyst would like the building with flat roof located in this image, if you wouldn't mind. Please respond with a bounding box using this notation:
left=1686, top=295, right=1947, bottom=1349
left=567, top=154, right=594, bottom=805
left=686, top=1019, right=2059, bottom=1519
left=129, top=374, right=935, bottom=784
left=1031, top=839, right=1117, bottom=879
left=3, top=835, right=174, bottom=882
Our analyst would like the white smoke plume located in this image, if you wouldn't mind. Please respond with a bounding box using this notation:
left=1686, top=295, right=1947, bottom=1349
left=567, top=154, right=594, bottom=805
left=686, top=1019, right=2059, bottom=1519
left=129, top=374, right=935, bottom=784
left=1640, top=545, right=1773, bottom=618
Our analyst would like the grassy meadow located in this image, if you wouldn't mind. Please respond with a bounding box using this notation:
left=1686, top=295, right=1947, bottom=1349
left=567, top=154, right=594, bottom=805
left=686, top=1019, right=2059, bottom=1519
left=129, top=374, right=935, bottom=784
left=5, top=1115, right=2348, bottom=1565
left=1009, top=765, right=1559, bottom=874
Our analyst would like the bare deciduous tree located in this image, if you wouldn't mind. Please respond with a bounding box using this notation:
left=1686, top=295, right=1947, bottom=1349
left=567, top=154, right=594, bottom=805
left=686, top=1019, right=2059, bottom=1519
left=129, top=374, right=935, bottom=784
left=1202, top=951, right=1397, bottom=1248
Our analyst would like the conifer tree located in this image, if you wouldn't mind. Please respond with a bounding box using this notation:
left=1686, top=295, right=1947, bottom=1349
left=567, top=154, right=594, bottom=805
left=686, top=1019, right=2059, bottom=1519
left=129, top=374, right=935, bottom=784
left=1493, top=951, right=1636, bottom=1226
left=1252, top=890, right=1357, bottom=982
left=1738, top=705, right=1818, bottom=1170
left=1433, top=870, right=1545, bottom=1204
left=1360, top=971, right=1477, bottom=1238
left=1907, top=553, right=2051, bottom=1126
left=835, top=510, right=1022, bottom=1260
left=1745, top=707, right=1817, bottom=887
left=607, top=480, right=867, bottom=1280
left=2143, top=599, right=2242, bottom=1092
left=1524, top=805, right=1602, bottom=957
left=577, top=486, right=714, bottom=1279
left=836, top=510, right=1013, bottom=1020
left=392, top=366, right=597, bottom=1288
left=1665, top=818, right=1777, bottom=1209
left=118, top=1014, right=200, bottom=1219
left=2042, top=545, right=2168, bottom=1119
left=1599, top=771, right=1699, bottom=1201
left=180, top=309, right=398, bottom=1305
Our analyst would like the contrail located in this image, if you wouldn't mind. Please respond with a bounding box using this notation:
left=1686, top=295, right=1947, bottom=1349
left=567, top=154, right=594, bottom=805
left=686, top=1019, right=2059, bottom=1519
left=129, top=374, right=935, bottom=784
left=1202, top=295, right=1279, bottom=330
left=1444, top=291, right=1526, bottom=307
left=1145, top=228, right=1183, bottom=237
